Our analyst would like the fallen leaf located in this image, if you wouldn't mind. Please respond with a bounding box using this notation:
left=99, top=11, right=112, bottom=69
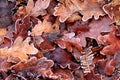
left=49, top=48, right=80, bottom=69
left=9, top=57, right=55, bottom=79
left=80, top=0, right=105, bottom=21
left=53, top=0, right=82, bottom=22
left=103, top=0, right=120, bottom=22
left=52, top=68, right=74, bottom=80
left=98, top=25, right=120, bottom=55
left=26, top=0, right=51, bottom=17
left=32, top=19, right=52, bottom=36
left=0, top=36, right=38, bottom=61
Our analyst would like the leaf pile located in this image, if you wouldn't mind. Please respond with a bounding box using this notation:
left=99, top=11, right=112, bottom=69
left=0, top=0, right=120, bottom=80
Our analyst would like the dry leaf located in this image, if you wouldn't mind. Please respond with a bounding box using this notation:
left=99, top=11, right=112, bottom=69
left=103, top=0, right=120, bottom=22
left=80, top=0, right=105, bottom=21
left=0, top=28, right=7, bottom=43
left=0, top=36, right=38, bottom=61
left=26, top=0, right=51, bottom=17
left=32, top=19, right=52, bottom=36
left=9, top=57, right=55, bottom=79
left=53, top=0, right=82, bottom=22
left=98, top=25, right=120, bottom=55
left=54, top=0, right=105, bottom=22
left=52, top=68, right=74, bottom=80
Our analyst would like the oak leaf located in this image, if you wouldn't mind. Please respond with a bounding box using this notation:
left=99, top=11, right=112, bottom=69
left=53, top=0, right=82, bottom=22
left=26, top=0, right=51, bottom=17
left=52, top=68, right=74, bottom=80
left=80, top=0, right=105, bottom=21
left=0, top=36, right=38, bottom=61
left=32, top=19, right=52, bottom=36
left=98, top=26, right=120, bottom=55
left=68, top=16, right=112, bottom=47
left=49, top=48, right=80, bottom=69
left=54, top=32, right=82, bottom=52
left=54, top=0, right=105, bottom=22
left=9, top=57, right=55, bottom=79
left=13, top=15, right=32, bottom=39
left=103, top=0, right=120, bottom=22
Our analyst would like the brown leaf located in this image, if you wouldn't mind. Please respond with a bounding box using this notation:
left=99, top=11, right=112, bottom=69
left=54, top=32, right=82, bottom=52
left=84, top=70, right=101, bottom=80
left=54, top=0, right=105, bottom=22
left=13, top=15, right=32, bottom=39
left=105, top=59, right=115, bottom=75
left=26, top=0, right=51, bottom=17
left=96, top=59, right=115, bottom=75
left=0, top=28, right=7, bottom=44
left=80, top=0, right=105, bottom=21
left=40, top=38, right=55, bottom=52
left=11, top=57, right=55, bottom=79
left=52, top=68, right=74, bottom=80
left=32, top=19, right=52, bottom=36
left=98, top=26, right=120, bottom=55
left=103, top=0, right=120, bottom=22
left=0, top=36, right=38, bottom=61
left=53, top=0, right=82, bottom=22
left=49, top=48, right=80, bottom=69
left=68, top=16, right=112, bottom=47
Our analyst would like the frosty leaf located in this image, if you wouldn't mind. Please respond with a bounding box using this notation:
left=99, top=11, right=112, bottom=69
left=54, top=0, right=105, bottom=22
left=10, top=57, right=55, bottom=79
left=40, top=38, right=55, bottom=52
left=68, top=16, right=112, bottom=47
left=98, top=26, right=120, bottom=55
left=26, top=0, right=34, bottom=15
left=53, top=0, right=82, bottom=22
left=0, top=36, right=38, bottom=61
left=66, top=13, right=81, bottom=23
left=74, top=70, right=85, bottom=80
left=84, top=71, right=102, bottom=80
left=105, top=59, right=115, bottom=75
left=54, top=32, right=82, bottom=52
left=13, top=15, right=32, bottom=39
left=26, top=0, right=51, bottom=17
left=0, top=28, right=7, bottom=44
left=96, top=59, right=115, bottom=75
left=0, top=58, right=12, bottom=72
left=32, top=19, right=52, bottom=36
left=103, top=0, right=120, bottom=22
left=80, top=0, right=105, bottom=21
left=52, top=68, right=74, bottom=80
left=0, top=37, right=11, bottom=48
left=49, top=48, right=80, bottom=69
